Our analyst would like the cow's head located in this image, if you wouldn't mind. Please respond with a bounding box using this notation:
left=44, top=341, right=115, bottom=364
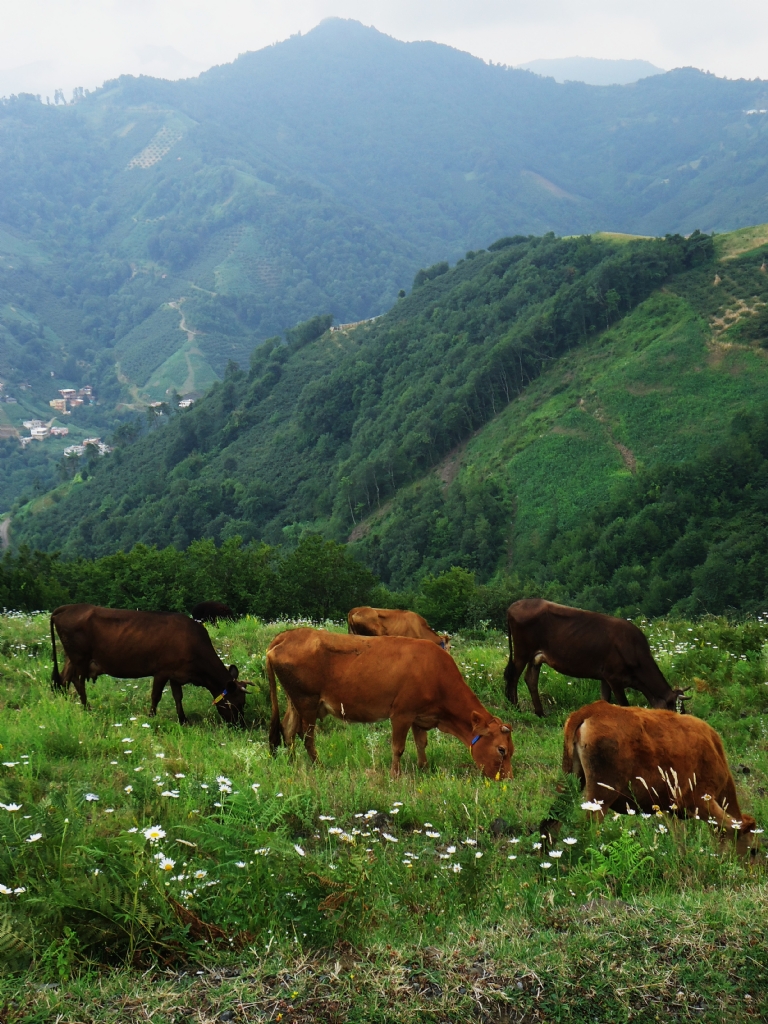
left=468, top=712, right=513, bottom=779
left=650, top=687, right=691, bottom=714
left=439, top=635, right=451, bottom=652
left=212, top=665, right=248, bottom=725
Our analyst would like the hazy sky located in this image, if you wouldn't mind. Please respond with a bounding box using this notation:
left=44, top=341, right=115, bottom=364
left=1, top=0, right=767, bottom=100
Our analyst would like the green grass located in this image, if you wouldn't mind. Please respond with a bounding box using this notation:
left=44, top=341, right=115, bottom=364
left=0, top=613, right=766, bottom=1021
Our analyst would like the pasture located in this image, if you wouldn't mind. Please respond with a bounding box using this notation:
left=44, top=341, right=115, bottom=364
left=0, top=612, right=766, bottom=1022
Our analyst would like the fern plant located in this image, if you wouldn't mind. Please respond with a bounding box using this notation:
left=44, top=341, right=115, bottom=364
left=575, top=827, right=655, bottom=898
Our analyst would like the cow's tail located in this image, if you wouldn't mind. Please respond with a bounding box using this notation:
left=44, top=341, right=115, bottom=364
left=266, top=648, right=284, bottom=753
left=562, top=709, right=586, bottom=777
left=50, top=615, right=63, bottom=690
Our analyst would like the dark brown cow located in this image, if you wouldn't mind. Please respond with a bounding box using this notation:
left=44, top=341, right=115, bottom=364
left=266, top=628, right=512, bottom=778
left=347, top=606, right=450, bottom=650
left=50, top=604, right=248, bottom=725
left=504, top=599, right=686, bottom=717
left=191, top=601, right=235, bottom=625
left=563, top=701, right=758, bottom=843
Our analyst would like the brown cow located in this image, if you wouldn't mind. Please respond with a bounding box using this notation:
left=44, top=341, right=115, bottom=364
left=347, top=606, right=450, bottom=650
left=191, top=601, right=235, bottom=625
left=504, top=599, right=687, bottom=717
left=563, top=701, right=757, bottom=841
left=50, top=604, right=248, bottom=725
left=266, top=628, right=512, bottom=778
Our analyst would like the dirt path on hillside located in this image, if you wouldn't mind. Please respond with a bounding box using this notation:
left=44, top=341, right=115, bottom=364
left=0, top=517, right=10, bottom=550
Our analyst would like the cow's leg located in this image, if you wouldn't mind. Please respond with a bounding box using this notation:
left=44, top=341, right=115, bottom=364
left=150, top=676, right=168, bottom=717
left=504, top=653, right=528, bottom=706
left=600, top=679, right=629, bottom=705
left=169, top=681, right=188, bottom=725
left=524, top=660, right=546, bottom=717
left=70, top=671, right=89, bottom=708
left=390, top=717, right=412, bottom=777
left=411, top=726, right=429, bottom=770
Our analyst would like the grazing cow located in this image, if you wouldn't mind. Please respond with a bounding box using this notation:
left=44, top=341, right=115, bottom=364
left=503, top=599, right=687, bottom=716
left=191, top=601, right=235, bottom=625
left=50, top=604, right=248, bottom=725
left=563, top=701, right=757, bottom=841
left=347, top=606, right=450, bottom=650
left=266, top=628, right=512, bottom=778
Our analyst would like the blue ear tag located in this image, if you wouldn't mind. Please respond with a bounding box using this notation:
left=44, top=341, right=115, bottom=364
left=471, top=734, right=481, bottom=745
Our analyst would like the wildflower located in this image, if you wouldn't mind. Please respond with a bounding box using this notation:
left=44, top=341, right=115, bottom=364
left=155, top=753, right=165, bottom=759
left=161, top=790, right=180, bottom=799
left=532, top=842, right=542, bottom=851
left=175, top=773, right=185, bottom=779
left=143, top=825, right=166, bottom=843
left=423, top=822, right=433, bottom=828
left=627, top=808, right=636, bottom=815
left=252, top=784, right=262, bottom=793
left=194, top=870, right=207, bottom=879
left=156, top=856, right=175, bottom=872
left=0, top=885, right=12, bottom=895
left=751, top=828, right=765, bottom=834
left=463, top=838, right=477, bottom=847
left=105, top=808, right=115, bottom=814
left=641, top=813, right=651, bottom=819
left=451, top=863, right=462, bottom=873
left=393, top=801, right=403, bottom=807
left=113, top=723, right=123, bottom=728
left=218, top=784, right=232, bottom=794
left=437, top=853, right=450, bottom=859
left=446, top=845, right=456, bottom=854
left=235, top=862, right=247, bottom=868
left=508, top=854, right=517, bottom=860
left=84, top=793, right=99, bottom=802
left=563, top=837, right=577, bottom=846
left=319, top=815, right=334, bottom=821
left=127, top=827, right=138, bottom=833
left=382, top=833, right=398, bottom=843
left=475, top=851, right=483, bottom=859
left=0, top=803, right=21, bottom=812
left=216, top=776, right=232, bottom=786
left=26, top=833, right=42, bottom=843
left=581, top=800, right=603, bottom=812
left=390, top=808, right=400, bottom=815
left=540, top=862, right=552, bottom=869
left=339, top=832, right=355, bottom=844
left=200, top=783, right=209, bottom=789
left=124, top=785, right=133, bottom=794
left=425, top=831, right=440, bottom=839
left=213, top=802, right=222, bottom=808
left=141, top=723, right=150, bottom=728
left=328, top=827, right=342, bottom=835
left=2, top=762, right=19, bottom=768
left=658, top=824, right=668, bottom=834
left=294, top=844, right=305, bottom=857
left=13, top=887, right=24, bottom=894
left=254, top=848, right=270, bottom=856
left=550, top=850, right=563, bottom=859
left=121, top=738, right=133, bottom=743
left=276, top=792, right=284, bottom=797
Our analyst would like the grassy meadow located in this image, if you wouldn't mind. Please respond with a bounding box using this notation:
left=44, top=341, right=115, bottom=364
left=0, top=613, right=766, bottom=1022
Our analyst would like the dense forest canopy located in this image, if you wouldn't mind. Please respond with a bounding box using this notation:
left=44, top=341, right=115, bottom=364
left=1, top=18, right=768, bottom=507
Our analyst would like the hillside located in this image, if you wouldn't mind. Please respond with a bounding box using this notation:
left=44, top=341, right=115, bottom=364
left=2, top=18, right=768, bottom=510
left=15, top=221, right=768, bottom=618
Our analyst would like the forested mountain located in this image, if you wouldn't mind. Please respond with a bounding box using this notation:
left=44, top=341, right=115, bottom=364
left=14, top=221, right=768, bottom=623
left=2, top=18, right=768, bottom=525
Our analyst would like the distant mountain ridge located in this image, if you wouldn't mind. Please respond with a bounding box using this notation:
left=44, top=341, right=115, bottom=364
left=2, top=18, right=768, bottom=512
left=517, top=56, right=665, bottom=86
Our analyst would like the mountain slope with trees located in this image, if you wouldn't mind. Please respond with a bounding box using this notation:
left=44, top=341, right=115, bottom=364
left=2, top=17, right=768, bottom=516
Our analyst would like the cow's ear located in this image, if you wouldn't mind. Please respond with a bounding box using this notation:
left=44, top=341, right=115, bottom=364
left=229, top=665, right=239, bottom=680
left=470, top=710, right=489, bottom=735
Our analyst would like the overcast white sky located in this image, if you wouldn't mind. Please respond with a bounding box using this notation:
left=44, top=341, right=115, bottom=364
left=1, top=0, right=767, bottom=101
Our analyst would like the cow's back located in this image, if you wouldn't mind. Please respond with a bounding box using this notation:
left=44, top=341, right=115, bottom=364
left=269, top=628, right=457, bottom=717
left=52, top=604, right=222, bottom=681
